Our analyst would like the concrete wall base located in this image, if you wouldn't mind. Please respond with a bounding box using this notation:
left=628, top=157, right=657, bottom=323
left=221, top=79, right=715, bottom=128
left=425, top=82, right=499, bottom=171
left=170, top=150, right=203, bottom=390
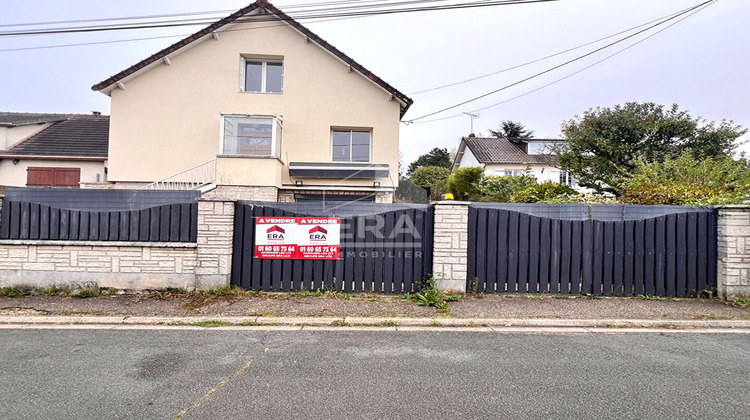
left=0, top=270, right=197, bottom=291
left=435, top=279, right=466, bottom=294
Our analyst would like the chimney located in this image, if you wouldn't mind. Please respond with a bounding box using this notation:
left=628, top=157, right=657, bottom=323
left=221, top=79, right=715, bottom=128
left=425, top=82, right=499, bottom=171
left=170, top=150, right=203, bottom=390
left=92, top=111, right=101, bottom=116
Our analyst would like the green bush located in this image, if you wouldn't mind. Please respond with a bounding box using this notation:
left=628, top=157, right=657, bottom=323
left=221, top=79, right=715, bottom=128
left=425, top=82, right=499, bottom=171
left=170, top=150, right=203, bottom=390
left=447, top=167, right=484, bottom=201
left=538, top=193, right=619, bottom=204
left=512, top=182, right=577, bottom=203
left=621, top=153, right=750, bottom=205
left=479, top=174, right=537, bottom=202
left=409, top=166, right=450, bottom=201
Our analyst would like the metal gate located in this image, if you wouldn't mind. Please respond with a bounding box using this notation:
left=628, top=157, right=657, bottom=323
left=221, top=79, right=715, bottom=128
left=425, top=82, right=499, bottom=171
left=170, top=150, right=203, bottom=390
left=231, top=201, right=434, bottom=293
left=467, top=203, right=717, bottom=296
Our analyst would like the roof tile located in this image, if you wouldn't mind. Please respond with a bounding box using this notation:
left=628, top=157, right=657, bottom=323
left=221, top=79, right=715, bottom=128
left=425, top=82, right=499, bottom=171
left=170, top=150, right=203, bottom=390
left=2, top=115, right=109, bottom=158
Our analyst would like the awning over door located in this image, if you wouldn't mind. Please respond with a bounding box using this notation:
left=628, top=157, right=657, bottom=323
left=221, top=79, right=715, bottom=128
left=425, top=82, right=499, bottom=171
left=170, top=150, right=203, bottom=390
left=288, top=162, right=389, bottom=179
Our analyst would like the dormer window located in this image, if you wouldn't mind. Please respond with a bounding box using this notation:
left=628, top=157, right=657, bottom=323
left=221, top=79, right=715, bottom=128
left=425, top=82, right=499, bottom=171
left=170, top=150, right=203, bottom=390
left=241, top=57, right=283, bottom=93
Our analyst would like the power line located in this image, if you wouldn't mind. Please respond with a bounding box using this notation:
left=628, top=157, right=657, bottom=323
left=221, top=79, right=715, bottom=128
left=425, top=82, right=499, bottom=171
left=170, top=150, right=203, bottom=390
left=406, top=1, right=709, bottom=96
left=403, top=0, right=714, bottom=123
left=411, top=0, right=717, bottom=125
left=0, top=0, right=558, bottom=37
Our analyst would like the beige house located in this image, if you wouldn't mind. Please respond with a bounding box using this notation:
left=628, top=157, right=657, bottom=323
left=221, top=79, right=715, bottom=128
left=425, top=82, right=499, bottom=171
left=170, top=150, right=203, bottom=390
left=452, top=135, right=584, bottom=190
left=91, top=0, right=412, bottom=203
left=0, top=113, right=109, bottom=189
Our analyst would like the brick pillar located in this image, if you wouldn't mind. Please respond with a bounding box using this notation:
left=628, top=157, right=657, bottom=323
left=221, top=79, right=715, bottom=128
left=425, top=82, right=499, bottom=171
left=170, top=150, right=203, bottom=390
left=717, top=206, right=750, bottom=299
left=432, top=201, right=470, bottom=293
left=195, top=199, right=235, bottom=290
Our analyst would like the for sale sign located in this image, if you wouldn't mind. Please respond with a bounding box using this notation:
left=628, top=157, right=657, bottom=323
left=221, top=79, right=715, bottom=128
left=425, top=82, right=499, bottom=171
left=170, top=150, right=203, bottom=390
left=297, top=217, right=341, bottom=259
left=254, top=217, right=340, bottom=259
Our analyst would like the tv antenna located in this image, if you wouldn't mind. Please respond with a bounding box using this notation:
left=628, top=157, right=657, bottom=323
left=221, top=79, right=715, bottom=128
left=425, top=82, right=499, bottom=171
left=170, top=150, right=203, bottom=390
left=463, top=112, right=479, bottom=134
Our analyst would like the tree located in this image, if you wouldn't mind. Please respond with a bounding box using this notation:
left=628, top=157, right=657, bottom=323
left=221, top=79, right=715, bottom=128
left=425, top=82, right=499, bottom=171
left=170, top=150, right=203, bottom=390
left=621, top=152, right=750, bottom=205
left=489, top=120, right=534, bottom=139
left=406, top=147, right=452, bottom=175
left=556, top=102, right=747, bottom=195
left=446, top=167, right=484, bottom=201
left=410, top=166, right=450, bottom=201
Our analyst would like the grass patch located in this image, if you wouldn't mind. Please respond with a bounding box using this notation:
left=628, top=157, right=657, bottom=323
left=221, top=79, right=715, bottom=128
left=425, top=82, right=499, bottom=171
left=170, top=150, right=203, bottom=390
left=660, top=323, right=688, bottom=330
left=71, top=288, right=102, bottom=299
left=731, top=297, right=750, bottom=309
left=580, top=294, right=603, bottom=300
left=0, top=287, right=31, bottom=298
left=632, top=295, right=678, bottom=302
left=173, top=320, right=260, bottom=327
left=359, top=320, right=398, bottom=327
left=607, top=323, right=639, bottom=328
left=329, top=320, right=350, bottom=326
left=427, top=320, right=443, bottom=327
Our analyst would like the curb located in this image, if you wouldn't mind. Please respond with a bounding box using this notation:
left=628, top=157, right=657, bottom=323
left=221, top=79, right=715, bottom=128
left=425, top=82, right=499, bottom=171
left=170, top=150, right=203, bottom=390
left=0, top=315, right=749, bottom=330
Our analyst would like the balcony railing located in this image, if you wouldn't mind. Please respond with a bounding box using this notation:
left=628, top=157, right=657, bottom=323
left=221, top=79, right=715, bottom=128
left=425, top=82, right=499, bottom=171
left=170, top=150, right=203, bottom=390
left=138, top=159, right=217, bottom=190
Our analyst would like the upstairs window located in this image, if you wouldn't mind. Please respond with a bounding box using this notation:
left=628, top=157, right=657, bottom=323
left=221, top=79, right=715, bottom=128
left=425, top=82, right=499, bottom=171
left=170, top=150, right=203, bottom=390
left=242, top=58, right=283, bottom=93
left=332, top=130, right=371, bottom=162
left=221, top=115, right=282, bottom=157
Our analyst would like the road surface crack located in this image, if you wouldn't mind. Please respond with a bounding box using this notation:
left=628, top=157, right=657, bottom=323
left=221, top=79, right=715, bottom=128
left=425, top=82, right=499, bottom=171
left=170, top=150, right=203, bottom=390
left=174, top=347, right=269, bottom=419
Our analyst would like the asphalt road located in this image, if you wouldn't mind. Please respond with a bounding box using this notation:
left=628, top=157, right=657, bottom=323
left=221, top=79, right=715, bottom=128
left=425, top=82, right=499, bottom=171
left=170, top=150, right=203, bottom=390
left=1, top=328, right=748, bottom=419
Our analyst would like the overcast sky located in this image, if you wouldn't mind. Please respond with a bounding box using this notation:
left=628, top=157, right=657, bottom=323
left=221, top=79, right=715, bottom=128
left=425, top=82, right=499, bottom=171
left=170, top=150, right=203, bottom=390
left=2, top=0, right=748, bottom=165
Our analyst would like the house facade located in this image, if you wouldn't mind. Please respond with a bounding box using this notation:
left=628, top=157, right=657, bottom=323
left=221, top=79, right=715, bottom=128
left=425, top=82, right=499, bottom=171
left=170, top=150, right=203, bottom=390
left=452, top=135, right=582, bottom=189
left=0, top=112, right=109, bottom=189
left=91, top=0, right=411, bottom=203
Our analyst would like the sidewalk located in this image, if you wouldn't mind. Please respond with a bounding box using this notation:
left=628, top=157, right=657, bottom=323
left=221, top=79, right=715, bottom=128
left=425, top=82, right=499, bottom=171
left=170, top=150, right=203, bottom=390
left=1, top=292, right=748, bottom=329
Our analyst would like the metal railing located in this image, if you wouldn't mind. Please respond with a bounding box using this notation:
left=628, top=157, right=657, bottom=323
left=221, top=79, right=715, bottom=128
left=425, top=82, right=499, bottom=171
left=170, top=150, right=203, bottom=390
left=138, top=159, right=217, bottom=190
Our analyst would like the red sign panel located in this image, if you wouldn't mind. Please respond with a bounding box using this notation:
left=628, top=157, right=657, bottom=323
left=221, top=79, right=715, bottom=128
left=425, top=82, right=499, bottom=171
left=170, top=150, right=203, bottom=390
left=254, top=217, right=340, bottom=259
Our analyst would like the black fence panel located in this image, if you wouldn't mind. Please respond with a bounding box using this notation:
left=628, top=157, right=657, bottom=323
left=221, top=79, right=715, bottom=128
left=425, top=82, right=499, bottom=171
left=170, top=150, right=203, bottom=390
left=0, top=199, right=197, bottom=242
left=468, top=204, right=717, bottom=297
left=231, top=201, right=434, bottom=293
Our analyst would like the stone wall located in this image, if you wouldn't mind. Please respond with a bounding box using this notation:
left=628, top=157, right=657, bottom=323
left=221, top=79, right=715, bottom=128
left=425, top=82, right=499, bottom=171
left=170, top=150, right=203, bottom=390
left=431, top=201, right=470, bottom=293
left=717, top=206, right=750, bottom=298
left=0, top=199, right=234, bottom=291
left=202, top=185, right=278, bottom=201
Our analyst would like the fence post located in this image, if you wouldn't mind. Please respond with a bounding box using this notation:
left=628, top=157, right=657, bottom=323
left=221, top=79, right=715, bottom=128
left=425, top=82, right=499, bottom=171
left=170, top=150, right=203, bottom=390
left=716, top=205, right=750, bottom=299
left=195, top=199, right=235, bottom=290
left=432, top=201, right=470, bottom=293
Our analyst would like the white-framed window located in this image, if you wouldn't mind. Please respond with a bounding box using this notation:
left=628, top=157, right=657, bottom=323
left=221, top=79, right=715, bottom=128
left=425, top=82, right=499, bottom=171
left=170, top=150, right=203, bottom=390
left=504, top=170, right=524, bottom=177
left=332, top=129, right=371, bottom=162
left=241, top=57, right=283, bottom=93
left=220, top=114, right=282, bottom=157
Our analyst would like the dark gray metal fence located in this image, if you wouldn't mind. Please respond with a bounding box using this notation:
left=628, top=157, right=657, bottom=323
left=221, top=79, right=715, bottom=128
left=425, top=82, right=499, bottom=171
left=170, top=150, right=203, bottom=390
left=468, top=204, right=717, bottom=297
left=231, top=201, right=434, bottom=293
left=0, top=200, right=197, bottom=242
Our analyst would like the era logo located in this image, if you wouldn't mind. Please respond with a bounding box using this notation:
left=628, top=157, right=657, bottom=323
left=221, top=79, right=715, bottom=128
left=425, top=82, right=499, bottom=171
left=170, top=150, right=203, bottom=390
left=309, top=226, right=327, bottom=241
left=267, top=225, right=285, bottom=240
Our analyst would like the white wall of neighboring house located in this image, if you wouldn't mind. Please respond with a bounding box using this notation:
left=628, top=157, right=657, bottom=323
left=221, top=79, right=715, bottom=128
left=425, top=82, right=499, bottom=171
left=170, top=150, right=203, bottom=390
left=0, top=124, right=50, bottom=150
left=0, top=159, right=106, bottom=187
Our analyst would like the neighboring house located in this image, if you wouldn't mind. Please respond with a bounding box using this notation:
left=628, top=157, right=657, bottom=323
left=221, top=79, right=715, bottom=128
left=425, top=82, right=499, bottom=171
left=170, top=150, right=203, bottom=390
left=452, top=135, right=583, bottom=190
left=90, top=0, right=412, bottom=203
left=0, top=112, right=109, bottom=188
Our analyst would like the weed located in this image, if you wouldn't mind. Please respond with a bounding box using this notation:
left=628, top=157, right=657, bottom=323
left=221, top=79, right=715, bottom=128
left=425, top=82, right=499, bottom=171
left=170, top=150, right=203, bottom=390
left=580, top=294, right=603, bottom=300
left=173, top=320, right=260, bottom=327
left=607, top=323, right=637, bottom=328
left=0, top=287, right=30, bottom=298
left=72, top=288, right=101, bottom=299
left=553, top=295, right=570, bottom=299
left=428, top=320, right=443, bottom=327
left=632, top=295, right=678, bottom=302
left=699, top=289, right=716, bottom=299
left=692, top=314, right=730, bottom=320
left=381, top=320, right=398, bottom=327
left=519, top=294, right=540, bottom=300
left=329, top=320, right=350, bottom=326
left=731, top=297, right=750, bottom=308
left=39, top=286, right=61, bottom=296
left=467, top=277, right=479, bottom=294
left=404, top=275, right=460, bottom=312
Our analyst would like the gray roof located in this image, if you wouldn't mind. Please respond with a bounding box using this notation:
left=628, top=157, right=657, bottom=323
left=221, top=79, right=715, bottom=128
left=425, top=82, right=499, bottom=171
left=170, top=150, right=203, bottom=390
left=0, top=112, right=80, bottom=127
left=1, top=115, right=109, bottom=158
left=463, top=137, right=556, bottom=165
